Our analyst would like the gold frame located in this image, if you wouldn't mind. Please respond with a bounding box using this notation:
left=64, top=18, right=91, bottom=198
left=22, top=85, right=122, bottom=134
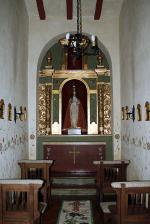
left=51, top=70, right=98, bottom=135
left=58, top=77, right=92, bottom=135
left=38, top=69, right=112, bottom=136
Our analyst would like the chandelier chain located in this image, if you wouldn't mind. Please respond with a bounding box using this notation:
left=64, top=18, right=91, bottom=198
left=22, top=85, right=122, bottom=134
left=77, top=0, right=82, bottom=34
left=59, top=0, right=99, bottom=58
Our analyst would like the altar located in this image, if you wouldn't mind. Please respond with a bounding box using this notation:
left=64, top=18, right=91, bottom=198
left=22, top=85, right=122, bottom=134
left=37, top=68, right=113, bottom=164
left=43, top=142, right=106, bottom=175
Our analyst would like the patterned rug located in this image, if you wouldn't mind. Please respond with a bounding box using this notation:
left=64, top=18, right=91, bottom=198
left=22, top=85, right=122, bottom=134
left=57, top=200, right=93, bottom=224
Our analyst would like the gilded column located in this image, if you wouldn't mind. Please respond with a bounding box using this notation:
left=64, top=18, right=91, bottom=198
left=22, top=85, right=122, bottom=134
left=98, top=83, right=112, bottom=135
left=38, top=84, right=52, bottom=135
left=98, top=84, right=104, bottom=134
left=96, top=67, right=112, bottom=135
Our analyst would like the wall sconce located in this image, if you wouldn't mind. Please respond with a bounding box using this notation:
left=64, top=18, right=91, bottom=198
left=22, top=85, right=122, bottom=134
left=8, top=103, right=12, bottom=121
left=145, top=101, right=150, bottom=121
left=125, top=106, right=129, bottom=120
left=23, top=107, right=27, bottom=120
left=121, top=107, right=125, bottom=120
left=14, top=106, right=24, bottom=123
left=137, top=104, right=142, bottom=121
left=19, top=106, right=25, bottom=121
left=126, top=105, right=135, bottom=122
left=0, top=99, right=5, bottom=119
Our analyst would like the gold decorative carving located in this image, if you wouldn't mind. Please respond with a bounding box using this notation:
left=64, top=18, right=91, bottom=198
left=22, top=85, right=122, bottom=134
left=0, top=99, right=5, bottom=119
left=53, top=70, right=97, bottom=78
left=38, top=69, right=111, bottom=135
left=95, top=68, right=111, bottom=76
left=97, top=52, right=103, bottom=67
left=89, top=90, right=97, bottom=94
left=98, top=83, right=112, bottom=135
left=38, top=84, right=52, bottom=135
left=39, top=69, right=54, bottom=77
left=8, top=103, right=12, bottom=121
left=137, top=104, right=142, bottom=121
left=45, top=52, right=53, bottom=69
left=52, top=90, right=59, bottom=94
left=145, top=101, right=150, bottom=121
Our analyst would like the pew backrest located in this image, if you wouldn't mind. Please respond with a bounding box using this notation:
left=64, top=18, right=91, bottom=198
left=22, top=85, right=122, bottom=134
left=18, top=160, right=53, bottom=202
left=0, top=179, right=43, bottom=224
left=18, top=160, right=53, bottom=180
left=93, top=160, right=130, bottom=194
left=111, top=181, right=150, bottom=224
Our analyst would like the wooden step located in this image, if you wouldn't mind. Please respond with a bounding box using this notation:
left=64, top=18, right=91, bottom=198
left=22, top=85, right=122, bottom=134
left=51, top=188, right=96, bottom=196
left=51, top=171, right=96, bottom=178
left=51, top=177, right=96, bottom=186
left=51, top=176, right=96, bottom=196
left=52, top=184, right=96, bottom=189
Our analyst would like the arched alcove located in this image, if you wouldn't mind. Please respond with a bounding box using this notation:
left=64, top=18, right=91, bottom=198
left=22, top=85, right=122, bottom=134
left=37, top=32, right=112, bottom=72
left=36, top=33, right=114, bottom=161
left=62, top=79, right=87, bottom=134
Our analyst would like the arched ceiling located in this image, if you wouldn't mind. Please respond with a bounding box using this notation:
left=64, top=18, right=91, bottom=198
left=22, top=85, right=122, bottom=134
left=24, top=0, right=123, bottom=21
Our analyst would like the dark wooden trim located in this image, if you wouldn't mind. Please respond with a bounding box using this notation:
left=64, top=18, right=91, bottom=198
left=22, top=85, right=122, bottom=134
left=66, top=0, right=73, bottom=20
left=36, top=0, right=46, bottom=20
left=94, top=0, right=103, bottom=20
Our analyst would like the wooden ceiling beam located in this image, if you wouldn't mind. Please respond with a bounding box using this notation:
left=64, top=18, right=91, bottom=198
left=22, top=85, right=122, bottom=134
left=66, top=0, right=73, bottom=20
left=94, top=0, right=103, bottom=20
left=36, top=0, right=46, bottom=20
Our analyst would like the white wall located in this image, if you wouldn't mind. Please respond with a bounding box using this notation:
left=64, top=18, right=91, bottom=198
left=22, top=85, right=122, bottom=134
left=120, top=0, right=150, bottom=180
left=0, top=0, right=29, bottom=178
left=28, top=13, right=121, bottom=159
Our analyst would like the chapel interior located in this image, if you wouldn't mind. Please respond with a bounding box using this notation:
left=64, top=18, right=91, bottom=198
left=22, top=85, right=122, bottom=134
left=0, top=0, right=150, bottom=224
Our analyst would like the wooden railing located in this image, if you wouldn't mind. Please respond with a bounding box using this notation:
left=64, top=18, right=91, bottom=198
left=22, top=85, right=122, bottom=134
left=18, top=160, right=53, bottom=202
left=111, top=181, right=150, bottom=224
left=0, top=179, right=43, bottom=224
left=93, top=160, right=130, bottom=201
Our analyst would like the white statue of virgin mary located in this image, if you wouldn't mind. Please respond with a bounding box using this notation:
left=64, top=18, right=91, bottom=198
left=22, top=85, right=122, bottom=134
left=69, top=85, right=80, bottom=128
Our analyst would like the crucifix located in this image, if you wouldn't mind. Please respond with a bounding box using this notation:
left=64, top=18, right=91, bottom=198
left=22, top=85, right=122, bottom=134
left=69, top=146, right=80, bottom=164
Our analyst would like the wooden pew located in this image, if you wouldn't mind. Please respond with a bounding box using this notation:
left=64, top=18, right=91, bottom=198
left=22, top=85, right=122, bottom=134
left=0, top=179, right=44, bottom=224
left=111, top=181, right=150, bottom=224
left=93, top=160, right=130, bottom=202
left=18, top=160, right=53, bottom=203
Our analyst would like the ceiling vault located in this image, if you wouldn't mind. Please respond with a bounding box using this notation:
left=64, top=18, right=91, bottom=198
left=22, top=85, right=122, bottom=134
left=36, top=0, right=46, bottom=20
left=94, top=0, right=103, bottom=20
left=66, top=0, right=73, bottom=20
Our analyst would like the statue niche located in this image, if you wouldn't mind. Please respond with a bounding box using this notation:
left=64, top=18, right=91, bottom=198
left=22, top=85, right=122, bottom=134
left=62, top=79, right=87, bottom=134
left=69, top=85, right=80, bottom=128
